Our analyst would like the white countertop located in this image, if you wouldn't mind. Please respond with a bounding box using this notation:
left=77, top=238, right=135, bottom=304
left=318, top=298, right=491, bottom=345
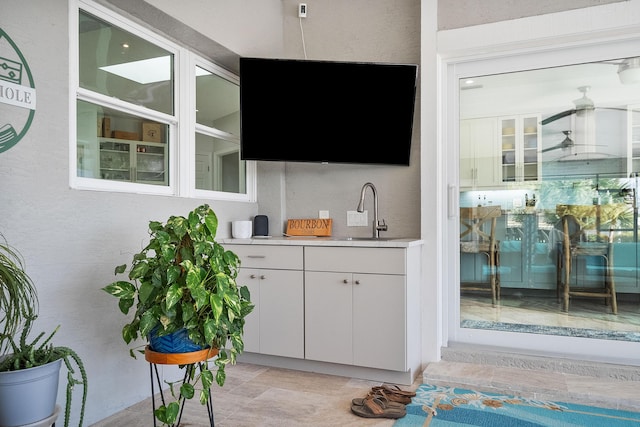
left=219, top=236, right=424, bottom=248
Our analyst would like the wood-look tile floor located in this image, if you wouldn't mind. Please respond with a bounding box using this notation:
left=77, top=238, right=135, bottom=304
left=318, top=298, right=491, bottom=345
left=90, top=362, right=422, bottom=426
left=92, top=294, right=640, bottom=426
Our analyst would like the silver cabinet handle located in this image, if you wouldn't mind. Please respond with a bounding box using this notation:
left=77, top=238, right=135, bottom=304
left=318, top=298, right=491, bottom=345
left=250, top=274, right=256, bottom=279
left=343, top=279, right=349, bottom=284
left=260, top=275, right=266, bottom=280
left=247, top=255, right=266, bottom=258
left=355, top=280, right=360, bottom=285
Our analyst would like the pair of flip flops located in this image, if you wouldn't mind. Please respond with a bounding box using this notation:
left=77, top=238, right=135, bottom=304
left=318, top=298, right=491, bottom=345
left=350, top=385, right=416, bottom=419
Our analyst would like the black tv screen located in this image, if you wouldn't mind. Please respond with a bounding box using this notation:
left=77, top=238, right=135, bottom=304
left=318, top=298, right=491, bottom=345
left=239, top=57, right=418, bottom=166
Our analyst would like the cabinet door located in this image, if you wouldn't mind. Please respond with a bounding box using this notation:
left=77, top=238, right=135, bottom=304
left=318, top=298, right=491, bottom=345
left=352, top=273, right=406, bottom=371
left=135, top=142, right=167, bottom=184
left=304, top=271, right=352, bottom=365
left=240, top=268, right=304, bottom=358
left=460, top=118, right=498, bottom=188
left=259, top=269, right=304, bottom=358
left=500, top=115, right=540, bottom=182
left=629, top=105, right=640, bottom=173
left=99, top=140, right=131, bottom=181
left=239, top=268, right=260, bottom=353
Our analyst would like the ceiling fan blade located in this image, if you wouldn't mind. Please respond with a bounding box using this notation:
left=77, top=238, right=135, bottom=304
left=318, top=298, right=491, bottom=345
left=541, top=144, right=563, bottom=153
left=541, top=109, right=577, bottom=125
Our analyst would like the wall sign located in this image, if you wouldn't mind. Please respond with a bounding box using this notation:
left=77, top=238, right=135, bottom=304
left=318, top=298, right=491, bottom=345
left=0, top=28, right=36, bottom=153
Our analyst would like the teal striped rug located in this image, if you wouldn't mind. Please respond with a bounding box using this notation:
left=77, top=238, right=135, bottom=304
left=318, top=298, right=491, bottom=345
left=393, top=384, right=640, bottom=426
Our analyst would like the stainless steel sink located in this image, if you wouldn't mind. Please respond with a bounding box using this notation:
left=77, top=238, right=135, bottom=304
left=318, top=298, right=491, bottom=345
left=333, top=237, right=397, bottom=241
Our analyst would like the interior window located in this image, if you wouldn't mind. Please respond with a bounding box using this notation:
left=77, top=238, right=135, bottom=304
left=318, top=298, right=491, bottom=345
left=458, top=56, right=640, bottom=342
left=74, top=5, right=253, bottom=200
left=79, top=11, right=173, bottom=115
left=194, top=65, right=246, bottom=194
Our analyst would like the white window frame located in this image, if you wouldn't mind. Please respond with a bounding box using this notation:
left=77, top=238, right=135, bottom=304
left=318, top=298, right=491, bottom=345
left=441, top=20, right=640, bottom=363
left=70, top=0, right=255, bottom=202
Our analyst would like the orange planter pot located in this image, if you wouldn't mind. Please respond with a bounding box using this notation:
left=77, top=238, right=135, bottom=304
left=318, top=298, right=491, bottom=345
left=144, top=346, right=219, bottom=365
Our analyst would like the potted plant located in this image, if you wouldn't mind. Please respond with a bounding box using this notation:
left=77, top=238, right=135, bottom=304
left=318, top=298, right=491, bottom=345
left=0, top=234, right=87, bottom=427
left=102, top=204, right=254, bottom=425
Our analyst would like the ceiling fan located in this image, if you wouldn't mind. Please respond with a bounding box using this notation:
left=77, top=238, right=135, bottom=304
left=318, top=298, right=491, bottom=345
left=541, top=130, right=575, bottom=153
left=541, top=130, right=609, bottom=154
left=541, top=86, right=595, bottom=125
left=541, top=85, right=630, bottom=126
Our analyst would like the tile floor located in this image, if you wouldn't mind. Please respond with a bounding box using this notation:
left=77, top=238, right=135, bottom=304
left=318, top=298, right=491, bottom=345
left=89, top=362, right=421, bottom=426
left=92, top=293, right=640, bottom=426
left=461, top=292, right=640, bottom=333
left=90, top=356, right=640, bottom=426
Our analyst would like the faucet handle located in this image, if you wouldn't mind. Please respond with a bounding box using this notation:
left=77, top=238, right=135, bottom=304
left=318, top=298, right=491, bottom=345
left=376, top=219, right=388, bottom=232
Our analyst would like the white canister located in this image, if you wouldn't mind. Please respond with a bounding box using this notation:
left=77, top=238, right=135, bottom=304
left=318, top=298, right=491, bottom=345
left=232, top=220, right=252, bottom=238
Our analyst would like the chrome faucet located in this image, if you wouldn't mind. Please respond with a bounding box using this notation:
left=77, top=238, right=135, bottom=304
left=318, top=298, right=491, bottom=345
left=357, top=182, right=388, bottom=238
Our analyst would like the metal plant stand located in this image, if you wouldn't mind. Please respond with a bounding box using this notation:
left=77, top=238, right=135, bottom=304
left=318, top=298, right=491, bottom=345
left=145, top=346, right=218, bottom=427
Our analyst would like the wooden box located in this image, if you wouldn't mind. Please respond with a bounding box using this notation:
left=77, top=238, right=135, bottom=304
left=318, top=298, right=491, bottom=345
left=112, top=130, right=139, bottom=141
left=142, top=122, right=162, bottom=143
left=101, top=116, right=111, bottom=138
left=286, top=218, right=332, bottom=237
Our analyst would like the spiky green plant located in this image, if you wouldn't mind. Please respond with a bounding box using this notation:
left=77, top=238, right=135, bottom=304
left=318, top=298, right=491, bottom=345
left=0, top=317, right=88, bottom=427
left=0, top=234, right=38, bottom=355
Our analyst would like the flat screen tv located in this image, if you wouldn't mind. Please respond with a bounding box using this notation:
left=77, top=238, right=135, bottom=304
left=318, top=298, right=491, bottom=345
left=239, top=57, right=418, bottom=166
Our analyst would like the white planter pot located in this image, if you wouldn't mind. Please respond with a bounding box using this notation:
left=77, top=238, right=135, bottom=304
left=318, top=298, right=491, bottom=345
left=0, top=358, right=62, bottom=427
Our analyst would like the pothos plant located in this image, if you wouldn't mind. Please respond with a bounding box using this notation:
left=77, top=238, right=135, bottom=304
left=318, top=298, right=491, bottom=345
left=102, top=204, right=254, bottom=425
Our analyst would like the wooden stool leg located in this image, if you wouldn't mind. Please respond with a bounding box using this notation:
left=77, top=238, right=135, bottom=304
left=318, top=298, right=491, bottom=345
left=607, top=255, right=618, bottom=315
left=490, top=250, right=496, bottom=306
left=563, top=253, right=571, bottom=313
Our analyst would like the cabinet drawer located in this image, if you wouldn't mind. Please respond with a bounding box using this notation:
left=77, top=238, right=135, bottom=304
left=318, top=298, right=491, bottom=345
left=225, top=244, right=303, bottom=270
left=305, top=247, right=405, bottom=275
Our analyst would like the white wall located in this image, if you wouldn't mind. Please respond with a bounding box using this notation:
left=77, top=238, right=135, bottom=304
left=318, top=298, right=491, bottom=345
left=276, top=0, right=422, bottom=239
left=0, top=1, right=269, bottom=424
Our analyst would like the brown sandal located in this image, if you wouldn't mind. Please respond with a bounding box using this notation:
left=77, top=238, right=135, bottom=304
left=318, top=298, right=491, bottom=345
left=373, top=388, right=412, bottom=404
left=352, top=392, right=405, bottom=409
left=371, top=385, right=416, bottom=404
left=350, top=394, right=406, bottom=419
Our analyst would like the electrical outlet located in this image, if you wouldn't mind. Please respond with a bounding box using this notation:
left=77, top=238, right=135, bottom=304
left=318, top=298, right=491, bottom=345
left=347, top=210, right=368, bottom=226
left=298, top=3, right=307, bottom=18
left=319, top=210, right=329, bottom=219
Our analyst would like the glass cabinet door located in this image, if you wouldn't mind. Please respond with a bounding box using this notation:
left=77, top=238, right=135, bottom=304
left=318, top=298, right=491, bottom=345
left=500, top=115, right=540, bottom=182
left=135, top=143, right=167, bottom=184
left=501, top=118, right=516, bottom=182
left=522, top=116, right=539, bottom=182
left=100, top=140, right=131, bottom=181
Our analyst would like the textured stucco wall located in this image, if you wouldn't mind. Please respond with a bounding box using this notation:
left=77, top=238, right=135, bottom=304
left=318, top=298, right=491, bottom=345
left=438, top=0, right=626, bottom=30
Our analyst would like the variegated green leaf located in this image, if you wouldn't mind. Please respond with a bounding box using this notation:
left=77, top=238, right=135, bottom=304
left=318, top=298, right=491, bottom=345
left=210, top=294, right=223, bottom=322
left=139, top=311, right=157, bottom=337
left=165, top=283, right=183, bottom=310
left=102, top=281, right=136, bottom=299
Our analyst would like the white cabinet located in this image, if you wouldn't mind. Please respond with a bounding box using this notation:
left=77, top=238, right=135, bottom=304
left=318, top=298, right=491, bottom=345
left=627, top=105, right=640, bottom=174
left=304, top=247, right=408, bottom=371
left=225, top=245, right=304, bottom=359
left=99, top=138, right=167, bottom=185
left=460, top=118, right=499, bottom=188
left=499, top=115, right=540, bottom=183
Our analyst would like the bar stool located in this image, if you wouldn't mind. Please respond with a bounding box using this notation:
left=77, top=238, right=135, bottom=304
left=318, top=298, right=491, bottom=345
left=145, top=346, right=219, bottom=427
left=460, top=205, right=502, bottom=305
left=556, top=204, right=620, bottom=314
